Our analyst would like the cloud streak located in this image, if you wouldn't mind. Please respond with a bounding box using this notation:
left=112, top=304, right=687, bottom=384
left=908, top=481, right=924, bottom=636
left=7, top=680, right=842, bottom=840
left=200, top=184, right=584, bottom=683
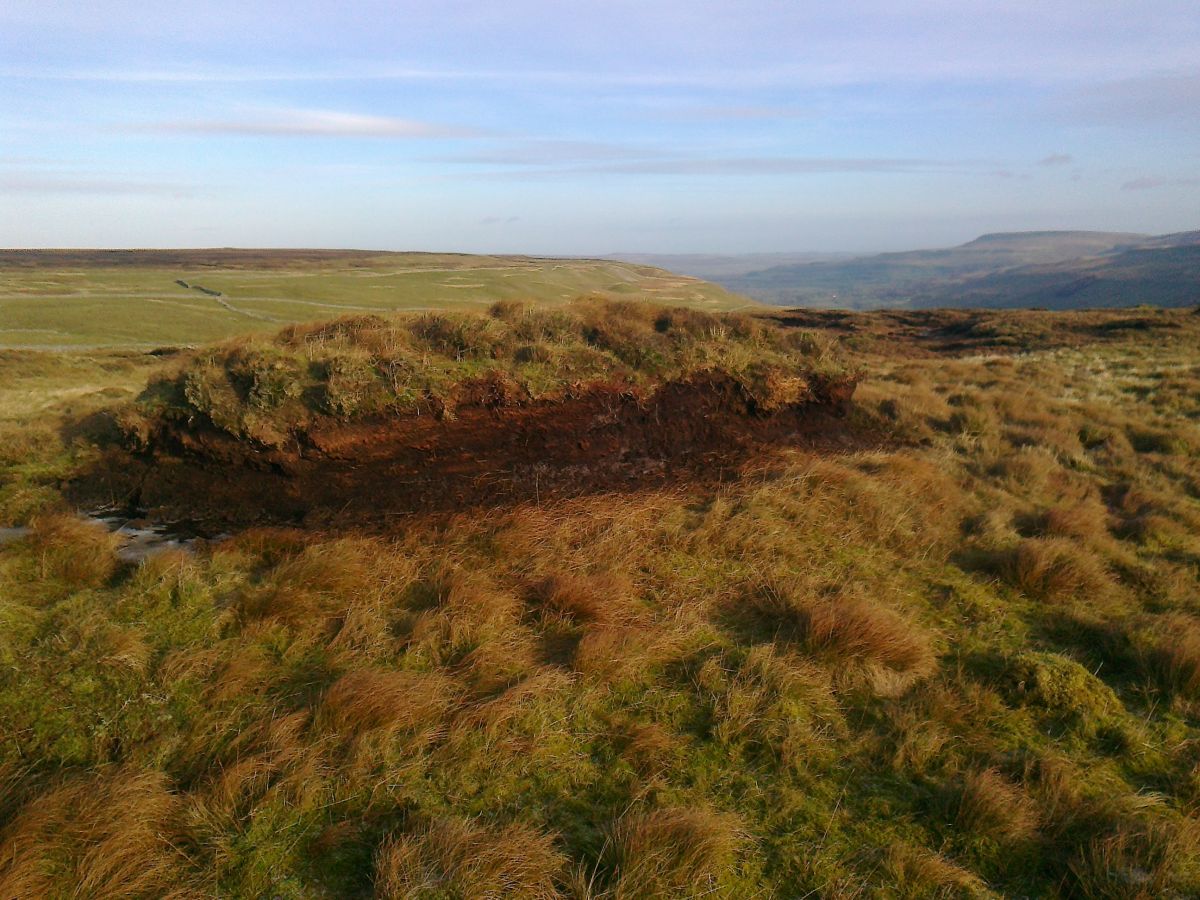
left=591, top=157, right=981, bottom=175
left=441, top=140, right=662, bottom=166
left=461, top=156, right=990, bottom=180
left=1122, top=176, right=1200, bottom=191
left=0, top=174, right=189, bottom=195
left=1050, top=72, right=1200, bottom=125
left=135, top=108, right=478, bottom=139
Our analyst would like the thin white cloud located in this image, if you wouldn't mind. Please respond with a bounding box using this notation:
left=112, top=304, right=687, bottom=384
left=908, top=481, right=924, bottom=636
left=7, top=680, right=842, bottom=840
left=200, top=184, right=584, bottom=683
left=0, top=174, right=189, bottom=195
left=463, top=156, right=990, bottom=180
left=6, top=1, right=1200, bottom=92
left=582, top=157, right=981, bottom=175
left=1051, top=72, right=1200, bottom=125
left=638, top=104, right=815, bottom=123
left=136, top=108, right=478, bottom=139
left=443, top=140, right=662, bottom=166
left=7, top=61, right=1196, bottom=94
left=0, top=65, right=487, bottom=85
left=678, top=105, right=812, bottom=120
left=1121, top=176, right=1200, bottom=191
left=1039, top=153, right=1073, bottom=166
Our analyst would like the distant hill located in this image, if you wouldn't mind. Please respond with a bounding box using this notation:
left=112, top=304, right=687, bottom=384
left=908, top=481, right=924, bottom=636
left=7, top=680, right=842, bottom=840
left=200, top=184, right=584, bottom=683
left=604, top=251, right=853, bottom=280
left=910, top=240, right=1200, bottom=309
left=719, top=231, right=1160, bottom=308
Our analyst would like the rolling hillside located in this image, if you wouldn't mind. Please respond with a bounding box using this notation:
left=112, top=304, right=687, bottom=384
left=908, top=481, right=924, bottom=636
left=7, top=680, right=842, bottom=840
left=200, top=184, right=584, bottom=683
left=913, top=238, right=1200, bottom=309
left=604, top=251, right=853, bottom=280
left=717, top=230, right=1200, bottom=309
left=0, top=250, right=754, bottom=348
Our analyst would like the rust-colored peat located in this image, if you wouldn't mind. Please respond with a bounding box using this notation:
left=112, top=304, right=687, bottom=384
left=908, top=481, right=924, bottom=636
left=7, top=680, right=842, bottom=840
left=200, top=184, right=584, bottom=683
left=73, top=372, right=863, bottom=530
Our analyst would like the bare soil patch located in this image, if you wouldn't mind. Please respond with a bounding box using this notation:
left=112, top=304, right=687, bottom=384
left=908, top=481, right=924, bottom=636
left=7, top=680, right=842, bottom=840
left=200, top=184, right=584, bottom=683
left=73, top=371, right=861, bottom=529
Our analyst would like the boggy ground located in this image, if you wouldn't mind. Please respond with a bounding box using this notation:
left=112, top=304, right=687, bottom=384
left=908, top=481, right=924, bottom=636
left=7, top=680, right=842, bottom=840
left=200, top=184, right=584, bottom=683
left=88, top=370, right=859, bottom=528
left=88, top=372, right=859, bottom=528
left=77, top=300, right=856, bottom=527
left=2, top=301, right=1200, bottom=898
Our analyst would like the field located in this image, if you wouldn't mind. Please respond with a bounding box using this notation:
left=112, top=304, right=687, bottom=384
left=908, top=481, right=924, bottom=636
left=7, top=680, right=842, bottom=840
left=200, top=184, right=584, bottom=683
left=0, top=250, right=752, bottom=349
left=2, top=286, right=1200, bottom=897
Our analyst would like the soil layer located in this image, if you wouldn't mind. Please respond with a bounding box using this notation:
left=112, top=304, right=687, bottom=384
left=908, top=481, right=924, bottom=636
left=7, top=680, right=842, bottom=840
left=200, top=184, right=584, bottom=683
left=75, top=371, right=859, bottom=529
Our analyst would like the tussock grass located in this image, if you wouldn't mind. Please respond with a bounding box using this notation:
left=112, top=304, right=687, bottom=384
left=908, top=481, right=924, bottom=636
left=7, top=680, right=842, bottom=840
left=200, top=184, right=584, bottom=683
left=457, top=667, right=576, bottom=742
left=949, top=768, right=1039, bottom=845
left=573, top=624, right=683, bottom=685
left=374, top=815, right=565, bottom=899
left=25, top=512, right=120, bottom=588
left=1028, top=496, right=1112, bottom=545
left=1145, top=614, right=1200, bottom=699
left=744, top=579, right=935, bottom=675
left=698, top=645, right=841, bottom=765
left=999, top=537, right=1111, bottom=603
left=601, top=806, right=745, bottom=897
left=321, top=669, right=460, bottom=737
left=131, top=299, right=848, bottom=447
left=881, top=842, right=993, bottom=898
left=0, top=769, right=197, bottom=899
left=606, top=718, right=678, bottom=780
left=1067, top=818, right=1200, bottom=899
left=5, top=307, right=1200, bottom=896
left=531, top=572, right=640, bottom=626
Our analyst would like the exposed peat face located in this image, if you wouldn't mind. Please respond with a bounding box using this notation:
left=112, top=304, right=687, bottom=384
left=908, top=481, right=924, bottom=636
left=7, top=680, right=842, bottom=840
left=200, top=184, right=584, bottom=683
left=75, top=368, right=861, bottom=529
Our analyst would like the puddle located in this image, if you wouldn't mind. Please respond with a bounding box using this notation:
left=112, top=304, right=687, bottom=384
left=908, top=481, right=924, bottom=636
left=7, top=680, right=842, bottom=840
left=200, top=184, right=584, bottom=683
left=0, top=526, right=31, bottom=547
left=93, top=512, right=230, bottom=564
left=1, top=513, right=227, bottom=564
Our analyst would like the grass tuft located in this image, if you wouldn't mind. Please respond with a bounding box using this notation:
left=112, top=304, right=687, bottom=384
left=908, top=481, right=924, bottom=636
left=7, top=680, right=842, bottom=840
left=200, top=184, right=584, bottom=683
left=25, top=512, right=120, bottom=588
left=949, top=767, right=1039, bottom=846
left=1000, top=537, right=1111, bottom=602
left=374, top=815, right=564, bottom=899
left=744, top=580, right=935, bottom=675
left=320, top=669, right=460, bottom=738
left=602, top=805, right=745, bottom=897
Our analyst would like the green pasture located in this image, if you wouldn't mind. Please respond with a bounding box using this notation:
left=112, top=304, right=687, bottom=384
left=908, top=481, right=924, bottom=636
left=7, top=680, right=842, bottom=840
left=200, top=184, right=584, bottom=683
left=0, top=254, right=752, bottom=348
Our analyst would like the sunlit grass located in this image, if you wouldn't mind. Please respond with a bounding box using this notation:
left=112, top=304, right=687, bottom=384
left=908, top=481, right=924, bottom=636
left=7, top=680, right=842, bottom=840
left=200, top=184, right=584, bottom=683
left=2, top=303, right=1200, bottom=896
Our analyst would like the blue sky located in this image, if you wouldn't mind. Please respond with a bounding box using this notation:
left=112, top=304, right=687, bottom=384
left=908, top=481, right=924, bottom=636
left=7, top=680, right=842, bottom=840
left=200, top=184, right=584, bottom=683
left=1, top=1, right=1198, bottom=253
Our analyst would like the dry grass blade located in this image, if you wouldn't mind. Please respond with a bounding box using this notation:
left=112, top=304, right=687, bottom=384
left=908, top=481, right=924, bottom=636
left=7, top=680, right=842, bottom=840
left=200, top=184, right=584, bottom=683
left=321, top=668, right=461, bottom=737
left=374, top=815, right=565, bottom=899
left=602, top=805, right=745, bottom=897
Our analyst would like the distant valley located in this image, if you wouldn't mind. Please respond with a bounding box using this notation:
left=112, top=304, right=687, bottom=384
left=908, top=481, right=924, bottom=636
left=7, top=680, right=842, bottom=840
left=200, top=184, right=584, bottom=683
left=618, top=230, right=1200, bottom=309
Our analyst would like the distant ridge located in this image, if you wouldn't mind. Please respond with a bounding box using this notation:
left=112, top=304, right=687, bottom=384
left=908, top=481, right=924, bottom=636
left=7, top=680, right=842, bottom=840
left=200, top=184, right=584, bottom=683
left=912, top=241, right=1200, bottom=310
left=603, top=251, right=853, bottom=280
left=961, top=230, right=1147, bottom=245
left=705, top=230, right=1199, bottom=310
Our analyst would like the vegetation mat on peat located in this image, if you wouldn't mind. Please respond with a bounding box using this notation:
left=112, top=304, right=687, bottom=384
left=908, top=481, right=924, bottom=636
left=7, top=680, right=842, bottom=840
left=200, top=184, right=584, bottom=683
left=76, top=299, right=858, bottom=527
left=2, top=299, right=1200, bottom=897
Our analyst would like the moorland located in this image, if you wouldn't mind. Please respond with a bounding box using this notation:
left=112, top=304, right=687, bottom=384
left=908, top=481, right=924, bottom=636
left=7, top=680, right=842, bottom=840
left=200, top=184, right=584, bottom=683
left=1, top=254, right=1200, bottom=897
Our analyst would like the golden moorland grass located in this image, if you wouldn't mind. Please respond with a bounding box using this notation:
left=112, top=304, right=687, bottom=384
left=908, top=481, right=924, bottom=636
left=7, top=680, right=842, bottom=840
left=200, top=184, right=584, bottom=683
left=0, top=302, right=1199, bottom=897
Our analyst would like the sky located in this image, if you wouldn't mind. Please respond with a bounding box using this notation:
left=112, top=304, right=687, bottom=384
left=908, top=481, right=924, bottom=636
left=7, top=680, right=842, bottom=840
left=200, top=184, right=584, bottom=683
left=1, top=1, right=1198, bottom=253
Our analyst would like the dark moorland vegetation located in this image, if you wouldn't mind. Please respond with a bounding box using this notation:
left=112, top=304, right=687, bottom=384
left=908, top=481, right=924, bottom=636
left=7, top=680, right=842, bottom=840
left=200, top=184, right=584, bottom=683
left=2, top=299, right=1200, bottom=897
